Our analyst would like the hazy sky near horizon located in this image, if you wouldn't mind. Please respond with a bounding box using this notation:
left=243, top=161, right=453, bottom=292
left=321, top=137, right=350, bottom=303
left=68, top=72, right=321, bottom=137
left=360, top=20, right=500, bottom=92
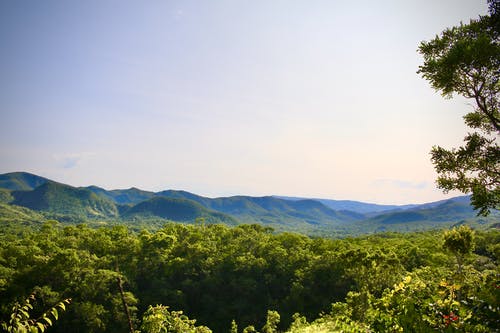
left=0, top=0, right=488, bottom=204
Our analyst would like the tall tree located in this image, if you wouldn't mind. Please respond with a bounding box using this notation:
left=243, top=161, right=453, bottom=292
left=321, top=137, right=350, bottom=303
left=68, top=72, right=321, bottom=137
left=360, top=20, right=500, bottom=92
left=418, top=0, right=500, bottom=215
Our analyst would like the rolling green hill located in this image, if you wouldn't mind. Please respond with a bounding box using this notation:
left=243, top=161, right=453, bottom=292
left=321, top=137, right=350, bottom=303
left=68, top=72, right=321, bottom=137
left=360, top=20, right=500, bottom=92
left=0, top=171, right=49, bottom=191
left=0, top=202, right=45, bottom=224
left=122, top=196, right=238, bottom=224
left=351, top=196, right=499, bottom=233
left=367, top=197, right=474, bottom=225
left=0, top=188, right=13, bottom=204
left=157, top=191, right=364, bottom=226
left=0, top=172, right=497, bottom=234
left=12, top=182, right=119, bottom=218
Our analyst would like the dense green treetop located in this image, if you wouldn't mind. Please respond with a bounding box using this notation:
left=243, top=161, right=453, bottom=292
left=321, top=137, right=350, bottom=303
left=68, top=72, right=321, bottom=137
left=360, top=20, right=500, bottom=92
left=1, top=219, right=498, bottom=332
left=418, top=0, right=500, bottom=215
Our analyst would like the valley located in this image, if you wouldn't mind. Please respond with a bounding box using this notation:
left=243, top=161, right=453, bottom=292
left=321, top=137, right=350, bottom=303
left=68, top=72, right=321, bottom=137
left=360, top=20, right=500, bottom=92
left=0, top=172, right=496, bottom=236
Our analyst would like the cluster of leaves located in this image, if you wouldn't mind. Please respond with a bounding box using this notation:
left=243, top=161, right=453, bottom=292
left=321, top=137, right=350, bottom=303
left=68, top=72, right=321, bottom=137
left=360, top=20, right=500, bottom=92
left=419, top=0, right=499, bottom=215
left=0, top=219, right=498, bottom=332
left=286, top=226, right=499, bottom=332
left=1, top=292, right=70, bottom=333
left=140, top=305, right=211, bottom=333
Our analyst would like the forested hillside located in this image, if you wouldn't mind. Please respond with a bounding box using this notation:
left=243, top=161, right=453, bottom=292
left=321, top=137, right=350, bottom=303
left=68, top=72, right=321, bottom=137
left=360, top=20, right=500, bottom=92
left=0, top=220, right=498, bottom=332
left=0, top=172, right=497, bottom=236
left=1, top=172, right=497, bottom=332
left=0, top=172, right=50, bottom=191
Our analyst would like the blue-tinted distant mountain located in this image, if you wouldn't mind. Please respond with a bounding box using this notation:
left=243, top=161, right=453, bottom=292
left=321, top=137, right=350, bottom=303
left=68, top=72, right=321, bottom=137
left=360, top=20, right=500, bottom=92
left=157, top=191, right=364, bottom=226
left=0, top=172, right=50, bottom=191
left=275, top=196, right=417, bottom=214
left=408, top=195, right=471, bottom=210
left=350, top=195, right=498, bottom=233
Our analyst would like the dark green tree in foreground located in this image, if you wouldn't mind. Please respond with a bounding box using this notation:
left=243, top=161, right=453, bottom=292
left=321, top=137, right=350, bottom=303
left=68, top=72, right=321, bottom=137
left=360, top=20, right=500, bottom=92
left=418, top=0, right=500, bottom=215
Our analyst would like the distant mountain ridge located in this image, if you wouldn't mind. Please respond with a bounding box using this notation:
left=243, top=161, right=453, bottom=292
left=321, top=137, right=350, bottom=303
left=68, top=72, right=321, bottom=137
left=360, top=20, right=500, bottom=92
left=87, top=185, right=156, bottom=205
left=274, top=196, right=418, bottom=214
left=156, top=190, right=363, bottom=225
left=0, top=172, right=495, bottom=234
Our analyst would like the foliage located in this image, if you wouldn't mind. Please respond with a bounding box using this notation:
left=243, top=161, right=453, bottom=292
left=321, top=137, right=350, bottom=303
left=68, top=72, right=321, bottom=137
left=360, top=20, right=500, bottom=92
left=0, top=203, right=45, bottom=226
left=444, top=225, right=475, bottom=256
left=0, top=190, right=13, bottom=204
left=286, top=309, right=369, bottom=333
left=140, top=305, right=211, bottom=333
left=1, top=292, right=70, bottom=333
left=305, top=227, right=499, bottom=332
left=261, top=310, right=280, bottom=333
left=0, top=220, right=499, bottom=332
left=418, top=0, right=500, bottom=215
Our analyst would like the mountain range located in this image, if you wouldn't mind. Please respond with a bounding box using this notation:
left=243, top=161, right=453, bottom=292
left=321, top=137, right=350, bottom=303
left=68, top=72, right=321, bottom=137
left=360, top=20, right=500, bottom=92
left=0, top=172, right=497, bottom=235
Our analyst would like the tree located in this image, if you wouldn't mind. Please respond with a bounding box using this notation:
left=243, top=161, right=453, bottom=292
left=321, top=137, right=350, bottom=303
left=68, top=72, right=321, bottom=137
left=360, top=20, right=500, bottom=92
left=443, top=225, right=475, bottom=275
left=418, top=0, right=500, bottom=215
left=261, top=310, right=280, bottom=333
left=140, top=305, right=212, bottom=333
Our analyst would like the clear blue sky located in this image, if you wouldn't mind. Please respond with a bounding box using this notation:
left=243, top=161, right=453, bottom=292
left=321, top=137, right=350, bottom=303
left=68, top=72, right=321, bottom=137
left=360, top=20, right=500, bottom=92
left=0, top=0, right=488, bottom=204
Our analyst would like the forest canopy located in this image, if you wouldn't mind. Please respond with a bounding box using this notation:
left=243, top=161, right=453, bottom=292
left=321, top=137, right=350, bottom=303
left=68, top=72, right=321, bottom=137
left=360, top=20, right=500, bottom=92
left=0, top=221, right=498, bottom=332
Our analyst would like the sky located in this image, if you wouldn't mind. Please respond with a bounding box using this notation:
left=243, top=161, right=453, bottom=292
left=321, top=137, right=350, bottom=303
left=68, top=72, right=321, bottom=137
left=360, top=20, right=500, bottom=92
left=0, top=0, right=489, bottom=204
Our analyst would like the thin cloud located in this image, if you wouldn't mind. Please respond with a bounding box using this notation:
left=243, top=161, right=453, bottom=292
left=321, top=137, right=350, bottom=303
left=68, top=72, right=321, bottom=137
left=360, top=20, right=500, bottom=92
left=174, top=9, right=184, bottom=20
left=53, top=152, right=95, bottom=169
left=373, top=179, right=429, bottom=190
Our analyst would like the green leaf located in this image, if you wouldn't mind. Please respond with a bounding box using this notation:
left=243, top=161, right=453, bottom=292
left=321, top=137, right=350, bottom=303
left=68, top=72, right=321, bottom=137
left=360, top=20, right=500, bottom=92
left=36, top=322, right=46, bottom=332
left=43, top=316, right=52, bottom=326
left=19, top=309, right=29, bottom=319
left=58, top=302, right=66, bottom=311
left=51, top=308, right=58, bottom=320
